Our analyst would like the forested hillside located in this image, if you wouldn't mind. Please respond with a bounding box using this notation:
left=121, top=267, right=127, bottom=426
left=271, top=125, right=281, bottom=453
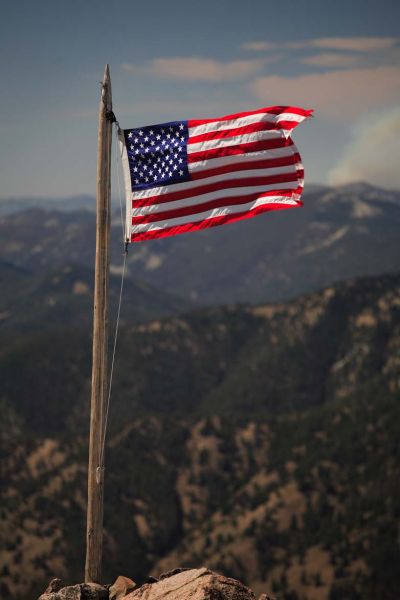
left=1, top=274, right=399, bottom=600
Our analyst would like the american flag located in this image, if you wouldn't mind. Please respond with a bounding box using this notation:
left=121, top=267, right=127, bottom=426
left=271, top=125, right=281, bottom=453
left=119, top=106, right=313, bottom=243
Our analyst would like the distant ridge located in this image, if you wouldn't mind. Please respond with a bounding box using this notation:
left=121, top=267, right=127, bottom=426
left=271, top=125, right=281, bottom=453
left=1, top=183, right=399, bottom=217
left=0, top=185, right=331, bottom=217
left=1, top=183, right=399, bottom=306
left=0, top=194, right=96, bottom=215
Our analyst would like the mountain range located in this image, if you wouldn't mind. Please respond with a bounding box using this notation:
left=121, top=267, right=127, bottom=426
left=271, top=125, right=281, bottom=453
left=0, top=183, right=399, bottom=600
left=1, top=183, right=400, bottom=306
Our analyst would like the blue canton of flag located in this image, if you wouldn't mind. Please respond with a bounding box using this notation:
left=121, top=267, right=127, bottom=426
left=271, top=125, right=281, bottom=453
left=124, top=121, right=190, bottom=191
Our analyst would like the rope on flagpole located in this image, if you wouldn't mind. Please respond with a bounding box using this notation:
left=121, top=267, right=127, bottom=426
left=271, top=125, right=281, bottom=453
left=98, top=250, right=126, bottom=476
left=98, top=122, right=128, bottom=476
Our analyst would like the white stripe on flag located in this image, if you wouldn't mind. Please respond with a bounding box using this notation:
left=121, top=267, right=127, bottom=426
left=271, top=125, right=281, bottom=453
left=132, top=180, right=300, bottom=217
left=189, top=111, right=307, bottom=138
left=189, top=146, right=298, bottom=172
left=131, top=164, right=299, bottom=201
left=188, top=129, right=283, bottom=153
left=131, top=195, right=300, bottom=233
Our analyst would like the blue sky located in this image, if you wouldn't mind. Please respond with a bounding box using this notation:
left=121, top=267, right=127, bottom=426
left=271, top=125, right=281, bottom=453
left=1, top=0, right=399, bottom=198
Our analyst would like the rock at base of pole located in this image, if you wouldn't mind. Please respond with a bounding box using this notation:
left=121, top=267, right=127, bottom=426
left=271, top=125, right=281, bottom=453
left=38, top=568, right=276, bottom=600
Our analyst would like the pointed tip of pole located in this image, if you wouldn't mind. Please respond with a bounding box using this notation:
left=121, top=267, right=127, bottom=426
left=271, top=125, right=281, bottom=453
left=101, top=64, right=112, bottom=110
left=103, top=64, right=110, bottom=82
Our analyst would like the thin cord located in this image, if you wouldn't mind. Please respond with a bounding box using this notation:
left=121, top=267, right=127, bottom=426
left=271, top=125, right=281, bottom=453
left=99, top=250, right=127, bottom=473
left=97, top=122, right=128, bottom=475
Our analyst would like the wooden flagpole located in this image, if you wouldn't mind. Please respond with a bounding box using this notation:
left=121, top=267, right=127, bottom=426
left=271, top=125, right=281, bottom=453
left=85, top=64, right=113, bottom=583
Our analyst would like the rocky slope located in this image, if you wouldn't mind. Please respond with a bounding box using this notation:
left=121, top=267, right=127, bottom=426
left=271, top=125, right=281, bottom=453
left=1, top=274, right=399, bottom=600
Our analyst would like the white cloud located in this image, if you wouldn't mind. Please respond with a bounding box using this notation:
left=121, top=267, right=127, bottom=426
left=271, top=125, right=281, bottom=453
left=122, top=57, right=266, bottom=82
left=241, top=41, right=277, bottom=51
left=309, top=37, right=399, bottom=52
left=300, top=52, right=361, bottom=68
left=328, top=108, right=400, bottom=189
left=242, top=36, right=399, bottom=53
left=252, top=66, right=400, bottom=119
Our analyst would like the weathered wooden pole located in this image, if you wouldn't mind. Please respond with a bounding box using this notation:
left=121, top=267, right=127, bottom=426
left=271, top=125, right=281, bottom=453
left=85, top=64, right=113, bottom=583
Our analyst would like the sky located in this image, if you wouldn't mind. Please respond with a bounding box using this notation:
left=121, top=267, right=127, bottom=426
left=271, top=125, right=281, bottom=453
left=1, top=0, right=399, bottom=199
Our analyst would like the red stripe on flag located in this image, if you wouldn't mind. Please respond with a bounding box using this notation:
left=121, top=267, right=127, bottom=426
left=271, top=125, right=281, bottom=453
left=189, top=121, right=290, bottom=145
left=188, top=106, right=313, bottom=127
left=132, top=171, right=304, bottom=209
left=131, top=201, right=303, bottom=242
left=132, top=186, right=303, bottom=225
left=190, top=153, right=302, bottom=182
left=188, top=137, right=294, bottom=163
